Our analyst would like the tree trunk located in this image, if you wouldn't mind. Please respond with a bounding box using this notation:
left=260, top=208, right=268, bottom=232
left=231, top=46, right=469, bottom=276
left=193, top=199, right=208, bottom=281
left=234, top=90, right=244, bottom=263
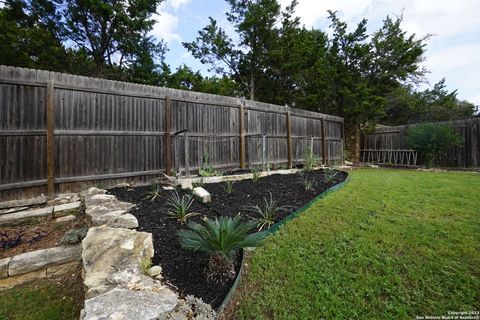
left=344, top=123, right=361, bottom=164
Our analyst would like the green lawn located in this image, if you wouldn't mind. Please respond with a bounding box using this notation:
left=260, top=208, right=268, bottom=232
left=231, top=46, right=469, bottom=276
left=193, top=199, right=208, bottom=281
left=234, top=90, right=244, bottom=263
left=0, top=277, right=83, bottom=320
left=232, top=169, right=480, bottom=319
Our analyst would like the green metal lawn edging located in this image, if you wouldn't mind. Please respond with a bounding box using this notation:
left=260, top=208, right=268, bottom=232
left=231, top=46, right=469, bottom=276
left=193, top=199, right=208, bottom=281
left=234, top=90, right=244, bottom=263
left=216, top=174, right=350, bottom=317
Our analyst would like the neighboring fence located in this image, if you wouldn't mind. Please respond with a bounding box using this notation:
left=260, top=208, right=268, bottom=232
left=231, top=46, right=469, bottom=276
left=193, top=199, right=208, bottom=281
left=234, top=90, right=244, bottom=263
left=0, top=65, right=344, bottom=200
left=361, top=118, right=480, bottom=168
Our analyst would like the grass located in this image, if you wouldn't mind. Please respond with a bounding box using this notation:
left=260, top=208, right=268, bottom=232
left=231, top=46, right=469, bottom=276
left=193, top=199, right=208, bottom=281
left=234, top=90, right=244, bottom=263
left=231, top=169, right=480, bottom=319
left=0, top=276, right=84, bottom=320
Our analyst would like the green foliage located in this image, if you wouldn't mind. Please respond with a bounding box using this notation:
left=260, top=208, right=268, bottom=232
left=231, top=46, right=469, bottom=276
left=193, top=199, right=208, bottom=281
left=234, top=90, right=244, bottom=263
left=244, top=192, right=293, bottom=231
left=140, top=257, right=152, bottom=275
left=145, top=180, right=162, bottom=201
left=302, top=148, right=318, bottom=171
left=323, top=168, right=338, bottom=184
left=199, top=153, right=217, bottom=177
left=178, top=215, right=265, bottom=261
left=298, top=172, right=315, bottom=191
left=251, top=168, right=260, bottom=183
left=406, top=123, right=462, bottom=167
left=224, top=180, right=235, bottom=194
left=165, top=191, right=199, bottom=224
left=234, top=169, right=480, bottom=319
left=60, top=227, right=88, bottom=245
left=192, top=177, right=205, bottom=188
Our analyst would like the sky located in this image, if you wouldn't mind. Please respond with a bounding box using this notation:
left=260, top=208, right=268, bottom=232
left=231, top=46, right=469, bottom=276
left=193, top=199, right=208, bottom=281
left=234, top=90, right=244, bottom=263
left=151, top=0, right=480, bottom=105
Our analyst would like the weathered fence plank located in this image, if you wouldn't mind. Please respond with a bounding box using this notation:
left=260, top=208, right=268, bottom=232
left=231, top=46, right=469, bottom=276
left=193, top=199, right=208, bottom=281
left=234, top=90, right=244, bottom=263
left=0, top=65, right=344, bottom=200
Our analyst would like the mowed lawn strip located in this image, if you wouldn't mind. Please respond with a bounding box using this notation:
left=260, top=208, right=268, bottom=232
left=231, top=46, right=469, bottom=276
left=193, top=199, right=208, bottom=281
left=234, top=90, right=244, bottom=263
left=233, top=169, right=480, bottom=319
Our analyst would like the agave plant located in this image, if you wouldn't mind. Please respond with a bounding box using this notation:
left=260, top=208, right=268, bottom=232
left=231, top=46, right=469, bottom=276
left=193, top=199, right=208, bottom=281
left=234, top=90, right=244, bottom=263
left=178, top=215, right=265, bottom=284
left=244, top=192, right=294, bottom=231
left=165, top=191, right=199, bottom=224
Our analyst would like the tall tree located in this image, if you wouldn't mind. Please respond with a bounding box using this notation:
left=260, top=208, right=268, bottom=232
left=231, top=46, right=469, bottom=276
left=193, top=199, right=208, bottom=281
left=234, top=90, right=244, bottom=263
left=63, top=0, right=166, bottom=78
left=184, top=0, right=286, bottom=100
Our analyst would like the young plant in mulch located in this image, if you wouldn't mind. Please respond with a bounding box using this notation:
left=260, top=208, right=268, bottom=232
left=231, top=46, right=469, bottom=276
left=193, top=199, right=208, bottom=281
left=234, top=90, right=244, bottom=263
left=251, top=168, right=260, bottom=183
left=323, top=168, right=338, bottom=184
left=165, top=191, right=199, bottom=224
left=303, top=148, right=319, bottom=171
left=223, top=180, right=235, bottom=194
left=199, top=153, right=217, bottom=177
left=179, top=215, right=265, bottom=284
left=145, top=180, right=162, bottom=201
left=244, top=192, right=294, bottom=231
left=299, top=172, right=316, bottom=191
left=192, top=177, right=205, bottom=188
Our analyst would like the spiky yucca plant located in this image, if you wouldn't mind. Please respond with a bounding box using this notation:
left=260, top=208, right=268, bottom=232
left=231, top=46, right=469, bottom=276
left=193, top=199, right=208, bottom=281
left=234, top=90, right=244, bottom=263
left=244, top=192, right=294, bottom=231
left=166, top=191, right=199, bottom=224
left=178, top=215, right=265, bottom=284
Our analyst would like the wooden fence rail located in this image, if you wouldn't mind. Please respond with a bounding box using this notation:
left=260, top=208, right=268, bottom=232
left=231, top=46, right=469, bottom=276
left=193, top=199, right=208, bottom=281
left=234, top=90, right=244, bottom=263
left=361, top=118, right=480, bottom=168
left=0, top=65, right=344, bottom=201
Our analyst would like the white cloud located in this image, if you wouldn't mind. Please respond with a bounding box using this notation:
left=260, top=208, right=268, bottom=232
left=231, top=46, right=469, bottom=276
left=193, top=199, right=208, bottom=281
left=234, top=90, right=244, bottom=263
left=150, top=7, right=181, bottom=44
left=277, top=0, right=480, bottom=103
left=169, top=0, right=192, bottom=10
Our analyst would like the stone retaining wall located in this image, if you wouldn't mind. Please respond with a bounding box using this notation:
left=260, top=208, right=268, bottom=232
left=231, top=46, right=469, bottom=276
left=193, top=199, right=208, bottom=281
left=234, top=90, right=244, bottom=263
left=0, top=245, right=82, bottom=290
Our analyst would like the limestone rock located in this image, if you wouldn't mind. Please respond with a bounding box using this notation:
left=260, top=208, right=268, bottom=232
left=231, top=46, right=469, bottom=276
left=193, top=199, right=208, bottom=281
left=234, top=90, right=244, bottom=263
left=85, top=187, right=107, bottom=197
left=0, top=269, right=46, bottom=290
left=106, top=214, right=138, bottom=229
left=53, top=201, right=81, bottom=218
left=55, top=215, right=76, bottom=223
left=82, top=227, right=154, bottom=298
left=0, top=207, right=53, bottom=226
left=0, top=195, right=47, bottom=210
left=82, top=288, right=178, bottom=320
left=86, top=207, right=127, bottom=226
left=148, top=266, right=162, bottom=278
left=193, top=187, right=211, bottom=203
left=0, top=206, right=28, bottom=215
left=8, top=245, right=82, bottom=276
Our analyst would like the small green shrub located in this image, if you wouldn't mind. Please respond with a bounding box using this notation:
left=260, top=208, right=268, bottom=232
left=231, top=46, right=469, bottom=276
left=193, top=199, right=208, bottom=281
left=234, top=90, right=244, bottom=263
left=303, top=148, right=319, bottom=171
left=61, top=227, right=88, bottom=245
left=199, top=153, right=217, bottom=177
left=166, top=191, right=199, bottom=224
left=224, top=180, right=235, bottom=194
left=406, top=123, right=462, bottom=167
left=251, top=168, right=260, bottom=183
left=178, top=215, right=265, bottom=283
left=244, top=192, right=294, bottom=231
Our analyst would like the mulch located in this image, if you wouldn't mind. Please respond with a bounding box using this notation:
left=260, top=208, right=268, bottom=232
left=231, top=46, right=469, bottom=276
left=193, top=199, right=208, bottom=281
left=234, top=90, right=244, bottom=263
left=109, top=169, right=347, bottom=309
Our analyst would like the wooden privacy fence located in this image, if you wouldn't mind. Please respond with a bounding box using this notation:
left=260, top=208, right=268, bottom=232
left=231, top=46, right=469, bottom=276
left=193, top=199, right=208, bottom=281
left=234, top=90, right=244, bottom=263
left=361, top=118, right=480, bottom=168
left=0, top=65, right=344, bottom=201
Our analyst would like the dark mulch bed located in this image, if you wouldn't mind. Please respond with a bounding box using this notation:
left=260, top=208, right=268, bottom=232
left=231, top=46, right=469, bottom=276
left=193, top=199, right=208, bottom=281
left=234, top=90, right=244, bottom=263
left=109, top=169, right=347, bottom=309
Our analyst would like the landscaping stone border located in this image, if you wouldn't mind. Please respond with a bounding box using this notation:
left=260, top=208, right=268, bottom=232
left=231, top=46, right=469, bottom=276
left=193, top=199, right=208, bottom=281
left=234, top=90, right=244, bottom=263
left=0, top=245, right=82, bottom=290
left=0, top=201, right=82, bottom=226
left=216, top=174, right=350, bottom=317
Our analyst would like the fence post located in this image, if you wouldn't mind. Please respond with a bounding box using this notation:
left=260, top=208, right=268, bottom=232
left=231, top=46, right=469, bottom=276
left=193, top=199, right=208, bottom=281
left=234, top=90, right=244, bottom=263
left=239, top=100, right=246, bottom=169
left=262, top=134, right=266, bottom=170
left=164, top=96, right=172, bottom=176
left=46, top=81, right=55, bottom=200
left=184, top=131, right=190, bottom=177
left=321, top=118, right=327, bottom=165
left=286, top=111, right=292, bottom=168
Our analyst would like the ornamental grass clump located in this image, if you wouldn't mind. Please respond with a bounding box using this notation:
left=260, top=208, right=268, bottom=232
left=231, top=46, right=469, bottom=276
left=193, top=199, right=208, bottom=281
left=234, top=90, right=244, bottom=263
left=178, top=215, right=265, bottom=284
left=166, top=191, right=199, bottom=224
